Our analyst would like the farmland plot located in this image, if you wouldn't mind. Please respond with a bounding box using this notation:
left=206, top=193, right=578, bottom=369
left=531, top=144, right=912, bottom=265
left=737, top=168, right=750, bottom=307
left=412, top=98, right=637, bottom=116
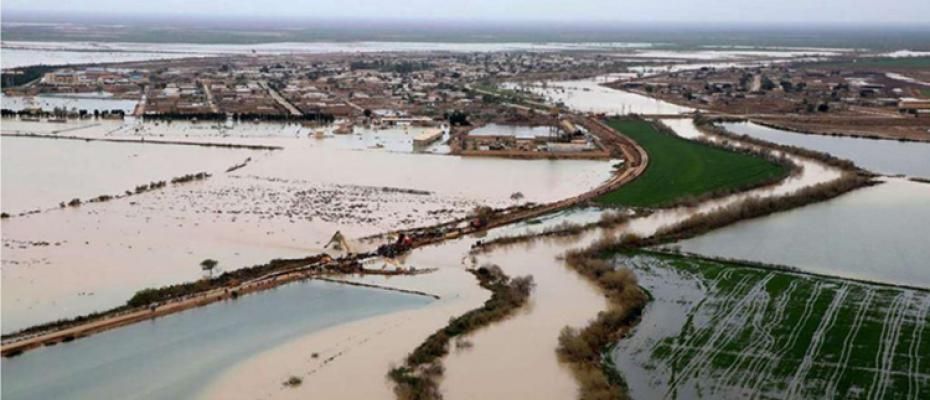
left=610, top=252, right=930, bottom=399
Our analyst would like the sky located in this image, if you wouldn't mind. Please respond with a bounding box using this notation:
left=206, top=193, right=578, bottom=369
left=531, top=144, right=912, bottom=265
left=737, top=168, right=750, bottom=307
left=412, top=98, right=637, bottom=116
left=3, top=0, right=930, bottom=25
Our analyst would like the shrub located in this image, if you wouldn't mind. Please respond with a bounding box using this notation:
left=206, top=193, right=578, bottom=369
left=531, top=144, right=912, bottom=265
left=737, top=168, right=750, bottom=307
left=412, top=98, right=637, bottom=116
left=283, top=375, right=303, bottom=388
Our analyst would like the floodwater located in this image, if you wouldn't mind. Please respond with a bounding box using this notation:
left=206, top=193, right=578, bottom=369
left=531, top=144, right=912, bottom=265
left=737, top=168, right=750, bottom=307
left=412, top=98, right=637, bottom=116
left=508, top=77, right=693, bottom=115
left=677, top=178, right=930, bottom=288
left=720, top=121, right=930, bottom=178
left=1, top=41, right=653, bottom=69
left=2, top=112, right=845, bottom=399
left=1, top=115, right=614, bottom=333
left=0, top=48, right=204, bottom=69
left=0, top=280, right=432, bottom=400
left=434, top=118, right=842, bottom=399
left=0, top=135, right=261, bottom=214
left=1, top=93, right=140, bottom=114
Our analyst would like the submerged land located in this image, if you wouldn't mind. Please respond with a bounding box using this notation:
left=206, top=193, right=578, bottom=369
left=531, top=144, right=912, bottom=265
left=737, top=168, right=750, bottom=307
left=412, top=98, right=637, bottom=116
left=1, top=19, right=929, bottom=400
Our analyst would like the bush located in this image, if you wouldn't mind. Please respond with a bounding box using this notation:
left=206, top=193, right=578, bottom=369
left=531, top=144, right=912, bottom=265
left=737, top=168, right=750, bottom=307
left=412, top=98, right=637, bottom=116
left=389, top=266, right=534, bottom=400
left=283, top=375, right=303, bottom=388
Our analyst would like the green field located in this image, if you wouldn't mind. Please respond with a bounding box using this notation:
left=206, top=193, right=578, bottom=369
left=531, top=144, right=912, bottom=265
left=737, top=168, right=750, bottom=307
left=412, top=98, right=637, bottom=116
left=597, top=119, right=789, bottom=207
left=612, top=251, right=930, bottom=399
left=808, top=57, right=930, bottom=70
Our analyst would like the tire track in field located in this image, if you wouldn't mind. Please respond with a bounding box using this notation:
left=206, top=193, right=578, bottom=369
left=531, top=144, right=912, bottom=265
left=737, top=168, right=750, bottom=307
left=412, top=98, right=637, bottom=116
left=745, top=279, right=801, bottom=398
left=750, top=281, right=825, bottom=396
left=907, top=297, right=929, bottom=400
left=719, top=279, right=797, bottom=388
left=784, top=284, right=848, bottom=399
left=824, top=288, right=875, bottom=399
left=665, top=271, right=754, bottom=380
left=663, top=274, right=774, bottom=399
left=739, top=279, right=800, bottom=395
left=870, top=292, right=910, bottom=400
left=664, top=269, right=748, bottom=369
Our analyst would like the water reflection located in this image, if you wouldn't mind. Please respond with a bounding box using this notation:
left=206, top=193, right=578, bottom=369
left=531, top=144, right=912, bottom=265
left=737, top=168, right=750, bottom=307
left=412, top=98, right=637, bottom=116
left=722, top=121, right=930, bottom=178
left=1, top=280, right=432, bottom=400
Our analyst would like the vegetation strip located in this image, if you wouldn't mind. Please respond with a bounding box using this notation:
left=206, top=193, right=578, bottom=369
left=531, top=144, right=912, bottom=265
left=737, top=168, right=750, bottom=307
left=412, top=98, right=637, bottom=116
left=388, top=265, right=534, bottom=400
left=596, top=118, right=790, bottom=208
left=695, top=116, right=864, bottom=171
left=469, top=210, right=638, bottom=254
left=2, top=171, right=212, bottom=219
left=312, top=277, right=441, bottom=300
left=0, top=132, right=283, bottom=150
left=0, top=253, right=431, bottom=356
left=557, top=247, right=649, bottom=400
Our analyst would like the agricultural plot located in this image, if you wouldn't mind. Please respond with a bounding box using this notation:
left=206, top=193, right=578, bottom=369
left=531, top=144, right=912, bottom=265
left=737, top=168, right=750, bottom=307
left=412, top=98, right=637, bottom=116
left=610, top=251, right=930, bottom=399
left=597, top=119, right=788, bottom=207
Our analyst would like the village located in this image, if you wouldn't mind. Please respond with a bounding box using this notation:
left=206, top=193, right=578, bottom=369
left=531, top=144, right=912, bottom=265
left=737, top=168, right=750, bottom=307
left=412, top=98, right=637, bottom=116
left=616, top=61, right=930, bottom=140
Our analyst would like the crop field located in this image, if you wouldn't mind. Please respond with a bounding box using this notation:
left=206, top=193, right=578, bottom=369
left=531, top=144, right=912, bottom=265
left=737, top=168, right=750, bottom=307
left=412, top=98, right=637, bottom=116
left=597, top=119, right=788, bottom=207
left=611, top=251, right=930, bottom=399
left=810, top=57, right=930, bottom=70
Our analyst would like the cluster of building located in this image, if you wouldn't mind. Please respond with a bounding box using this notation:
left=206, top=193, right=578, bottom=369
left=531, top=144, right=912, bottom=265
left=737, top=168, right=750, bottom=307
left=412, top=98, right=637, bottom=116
left=456, top=118, right=607, bottom=159
left=624, top=65, right=930, bottom=118
left=26, top=68, right=147, bottom=97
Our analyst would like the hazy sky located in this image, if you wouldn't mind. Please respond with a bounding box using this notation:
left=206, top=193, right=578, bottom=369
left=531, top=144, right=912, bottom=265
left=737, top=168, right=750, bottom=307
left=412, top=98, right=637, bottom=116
left=3, top=0, right=930, bottom=24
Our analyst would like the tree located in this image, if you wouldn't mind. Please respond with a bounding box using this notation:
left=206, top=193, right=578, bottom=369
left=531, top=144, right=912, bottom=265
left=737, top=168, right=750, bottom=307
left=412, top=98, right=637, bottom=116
left=200, top=259, right=219, bottom=278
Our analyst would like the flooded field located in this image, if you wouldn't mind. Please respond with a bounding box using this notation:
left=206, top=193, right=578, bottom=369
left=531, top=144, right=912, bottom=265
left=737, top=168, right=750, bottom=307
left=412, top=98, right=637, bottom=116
left=0, top=47, right=205, bottom=69
left=3, top=45, right=924, bottom=400
left=0, top=135, right=261, bottom=214
left=721, top=121, right=930, bottom=178
left=1, top=279, right=432, bottom=400
left=1, top=116, right=614, bottom=333
left=611, top=252, right=930, bottom=400
left=676, top=178, right=930, bottom=287
left=504, top=77, right=693, bottom=115
left=1, top=41, right=656, bottom=69
left=1, top=93, right=140, bottom=114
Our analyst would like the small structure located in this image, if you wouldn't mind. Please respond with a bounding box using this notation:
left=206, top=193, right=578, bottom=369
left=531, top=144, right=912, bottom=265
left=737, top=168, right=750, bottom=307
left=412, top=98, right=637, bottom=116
left=413, top=129, right=444, bottom=147
left=324, top=231, right=351, bottom=252
left=899, top=98, right=930, bottom=116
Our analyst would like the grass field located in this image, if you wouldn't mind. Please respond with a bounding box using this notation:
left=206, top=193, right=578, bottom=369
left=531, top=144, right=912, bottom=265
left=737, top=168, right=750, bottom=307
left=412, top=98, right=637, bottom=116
left=808, top=57, right=930, bottom=70
left=596, top=119, right=789, bottom=207
left=612, top=251, right=930, bottom=399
